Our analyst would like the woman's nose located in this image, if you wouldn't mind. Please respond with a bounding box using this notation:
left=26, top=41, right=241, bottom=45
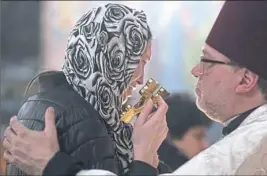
left=136, top=74, right=144, bottom=85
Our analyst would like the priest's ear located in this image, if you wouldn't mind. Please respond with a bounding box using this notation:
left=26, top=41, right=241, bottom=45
left=235, top=69, right=259, bottom=94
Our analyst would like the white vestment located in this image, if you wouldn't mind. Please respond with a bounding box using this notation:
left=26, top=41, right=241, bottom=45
left=77, top=104, right=267, bottom=176
left=172, top=103, right=267, bottom=175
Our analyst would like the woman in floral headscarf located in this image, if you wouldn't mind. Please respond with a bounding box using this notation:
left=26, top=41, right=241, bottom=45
left=6, top=3, right=170, bottom=175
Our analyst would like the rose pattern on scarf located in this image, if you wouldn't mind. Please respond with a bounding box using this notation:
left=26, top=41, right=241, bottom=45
left=123, top=19, right=146, bottom=57
left=62, top=3, right=151, bottom=174
left=104, top=35, right=126, bottom=85
left=66, top=36, right=94, bottom=80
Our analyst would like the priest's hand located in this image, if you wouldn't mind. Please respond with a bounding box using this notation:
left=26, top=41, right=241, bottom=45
left=2, top=107, right=59, bottom=175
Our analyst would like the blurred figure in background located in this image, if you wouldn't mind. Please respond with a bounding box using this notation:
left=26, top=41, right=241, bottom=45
left=159, top=92, right=211, bottom=170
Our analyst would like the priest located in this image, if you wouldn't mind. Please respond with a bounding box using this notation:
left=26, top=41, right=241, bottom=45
left=174, top=1, right=267, bottom=174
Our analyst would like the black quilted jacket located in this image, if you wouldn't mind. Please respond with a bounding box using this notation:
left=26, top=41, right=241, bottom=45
left=6, top=72, right=171, bottom=175
left=6, top=72, right=120, bottom=175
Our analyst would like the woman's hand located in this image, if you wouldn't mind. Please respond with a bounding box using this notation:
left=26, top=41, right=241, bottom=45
left=132, top=96, right=168, bottom=168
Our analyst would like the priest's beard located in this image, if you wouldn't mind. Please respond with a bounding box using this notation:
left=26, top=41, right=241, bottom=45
left=196, top=93, right=227, bottom=124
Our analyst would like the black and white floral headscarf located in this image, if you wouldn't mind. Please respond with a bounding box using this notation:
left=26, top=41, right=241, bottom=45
left=62, top=3, right=152, bottom=174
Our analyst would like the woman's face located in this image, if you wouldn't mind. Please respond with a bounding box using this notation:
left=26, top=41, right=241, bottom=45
left=121, top=42, right=152, bottom=104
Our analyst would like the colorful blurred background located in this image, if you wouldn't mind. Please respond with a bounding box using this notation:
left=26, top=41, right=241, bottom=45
left=1, top=1, right=224, bottom=146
